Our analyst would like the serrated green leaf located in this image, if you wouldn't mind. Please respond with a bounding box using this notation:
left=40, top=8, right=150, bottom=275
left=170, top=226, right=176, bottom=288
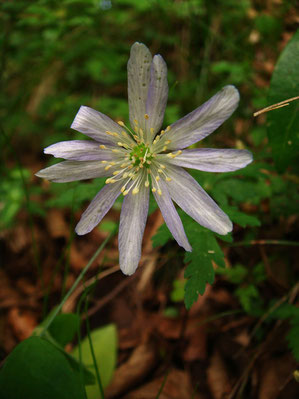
left=184, top=252, right=215, bottom=309
left=152, top=210, right=226, bottom=309
left=183, top=215, right=226, bottom=308
left=267, top=29, right=299, bottom=172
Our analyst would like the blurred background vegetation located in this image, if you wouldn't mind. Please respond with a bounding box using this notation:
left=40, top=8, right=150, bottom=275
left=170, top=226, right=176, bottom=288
left=1, top=1, right=299, bottom=397
left=1, top=0, right=298, bottom=228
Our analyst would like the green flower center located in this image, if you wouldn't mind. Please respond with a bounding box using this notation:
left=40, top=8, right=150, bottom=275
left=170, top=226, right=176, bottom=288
left=130, top=143, right=153, bottom=168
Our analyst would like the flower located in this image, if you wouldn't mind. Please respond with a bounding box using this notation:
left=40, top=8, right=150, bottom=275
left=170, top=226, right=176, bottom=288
left=36, top=42, right=252, bottom=275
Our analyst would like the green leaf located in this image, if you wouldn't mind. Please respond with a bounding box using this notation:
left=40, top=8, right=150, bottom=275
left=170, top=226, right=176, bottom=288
left=266, top=303, right=299, bottom=361
left=287, top=317, right=299, bottom=362
left=170, top=279, right=186, bottom=302
left=152, top=221, right=173, bottom=248
left=235, top=284, right=262, bottom=314
left=48, top=313, right=80, bottom=347
left=183, top=215, right=226, bottom=309
left=223, top=206, right=261, bottom=227
left=33, top=311, right=95, bottom=385
left=267, top=29, right=299, bottom=172
left=152, top=211, right=226, bottom=309
left=184, top=243, right=215, bottom=309
left=0, top=337, right=85, bottom=399
left=71, top=324, right=117, bottom=399
left=216, top=264, right=248, bottom=284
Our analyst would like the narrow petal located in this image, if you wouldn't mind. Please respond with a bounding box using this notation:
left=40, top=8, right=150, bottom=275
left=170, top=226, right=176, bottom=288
left=35, top=160, right=113, bottom=183
left=44, top=140, right=115, bottom=161
left=75, top=180, right=123, bottom=235
left=71, top=105, right=124, bottom=145
left=145, top=54, right=168, bottom=140
left=118, top=184, right=149, bottom=275
left=158, top=85, right=240, bottom=151
left=127, top=42, right=152, bottom=135
left=160, top=148, right=253, bottom=172
left=153, top=178, right=191, bottom=251
left=165, top=165, right=232, bottom=235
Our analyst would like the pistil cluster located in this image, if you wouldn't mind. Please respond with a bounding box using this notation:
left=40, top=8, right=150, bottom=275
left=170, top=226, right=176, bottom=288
left=103, top=114, right=181, bottom=197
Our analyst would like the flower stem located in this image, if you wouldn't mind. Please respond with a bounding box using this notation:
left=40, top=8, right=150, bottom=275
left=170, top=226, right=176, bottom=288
left=40, top=231, right=114, bottom=336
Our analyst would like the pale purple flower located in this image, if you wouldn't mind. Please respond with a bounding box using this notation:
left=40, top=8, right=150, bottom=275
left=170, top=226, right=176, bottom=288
left=36, top=42, right=252, bottom=275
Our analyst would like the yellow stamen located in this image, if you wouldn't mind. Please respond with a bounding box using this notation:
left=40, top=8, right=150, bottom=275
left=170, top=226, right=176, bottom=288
left=117, top=121, right=125, bottom=127
left=144, top=114, right=149, bottom=119
left=99, top=145, right=106, bottom=149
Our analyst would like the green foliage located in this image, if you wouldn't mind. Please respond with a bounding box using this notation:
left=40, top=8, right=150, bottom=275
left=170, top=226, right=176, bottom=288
left=33, top=311, right=96, bottom=385
left=153, top=211, right=226, bottom=309
left=48, top=313, right=80, bottom=347
left=71, top=324, right=117, bottom=398
left=267, top=28, right=299, bottom=172
left=170, top=279, right=186, bottom=303
left=217, top=262, right=266, bottom=314
left=46, top=178, right=106, bottom=211
left=0, top=167, right=29, bottom=230
left=211, top=61, right=251, bottom=85
left=235, top=284, right=262, bottom=314
left=268, top=303, right=299, bottom=362
left=0, top=336, right=86, bottom=399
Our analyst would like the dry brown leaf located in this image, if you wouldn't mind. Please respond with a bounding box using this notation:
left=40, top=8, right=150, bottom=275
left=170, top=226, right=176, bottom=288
left=47, top=209, right=70, bottom=239
left=258, top=354, right=296, bottom=399
left=184, top=320, right=207, bottom=362
left=123, top=369, right=202, bottom=399
left=0, top=270, right=20, bottom=309
left=7, top=307, right=37, bottom=341
left=207, top=350, right=232, bottom=399
left=105, top=342, right=158, bottom=398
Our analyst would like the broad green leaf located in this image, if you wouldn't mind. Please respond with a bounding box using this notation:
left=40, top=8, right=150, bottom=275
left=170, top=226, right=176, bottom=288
left=0, top=337, right=85, bottom=399
left=33, top=312, right=95, bottom=385
left=48, top=313, right=80, bottom=347
left=71, top=324, right=117, bottom=399
left=267, top=29, right=299, bottom=172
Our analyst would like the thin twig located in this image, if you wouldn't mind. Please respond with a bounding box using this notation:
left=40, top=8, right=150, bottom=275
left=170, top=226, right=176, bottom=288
left=253, top=96, right=299, bottom=117
left=231, top=239, right=299, bottom=247
left=40, top=232, right=114, bottom=335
